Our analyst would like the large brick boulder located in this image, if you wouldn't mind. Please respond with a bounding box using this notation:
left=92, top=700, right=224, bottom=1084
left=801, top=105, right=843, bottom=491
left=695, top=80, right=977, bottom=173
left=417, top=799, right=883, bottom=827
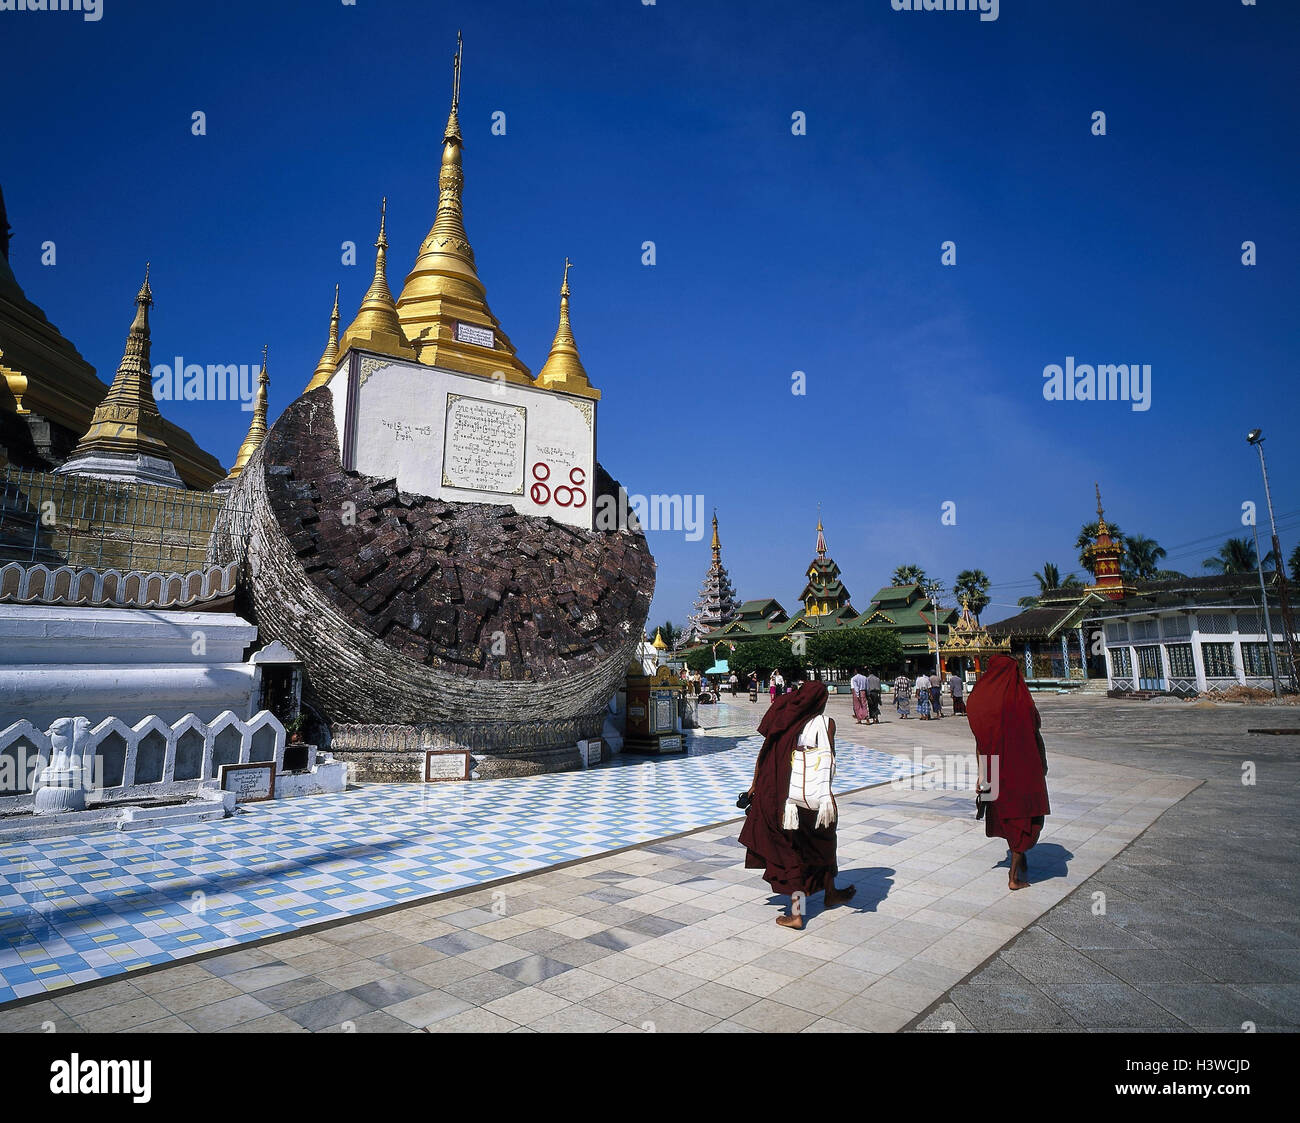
left=209, top=388, right=654, bottom=778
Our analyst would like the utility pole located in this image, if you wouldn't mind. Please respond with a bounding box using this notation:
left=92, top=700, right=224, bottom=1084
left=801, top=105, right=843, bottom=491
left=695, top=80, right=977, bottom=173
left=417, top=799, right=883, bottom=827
left=1249, top=430, right=1298, bottom=690
left=1249, top=517, right=1282, bottom=697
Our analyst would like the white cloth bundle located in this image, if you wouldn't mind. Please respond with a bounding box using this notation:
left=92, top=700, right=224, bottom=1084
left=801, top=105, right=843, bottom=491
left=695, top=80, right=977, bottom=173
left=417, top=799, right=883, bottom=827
left=784, top=712, right=837, bottom=830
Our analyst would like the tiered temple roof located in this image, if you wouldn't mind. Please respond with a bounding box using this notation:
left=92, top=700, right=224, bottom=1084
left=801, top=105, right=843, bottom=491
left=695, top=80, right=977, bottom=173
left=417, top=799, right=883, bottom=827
left=798, top=516, right=853, bottom=618
left=683, top=512, right=740, bottom=644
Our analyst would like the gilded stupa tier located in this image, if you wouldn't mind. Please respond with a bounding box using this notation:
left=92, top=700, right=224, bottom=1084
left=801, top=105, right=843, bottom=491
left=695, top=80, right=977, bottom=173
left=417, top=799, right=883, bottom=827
left=535, top=260, right=600, bottom=401
left=338, top=199, right=416, bottom=362
left=227, top=347, right=270, bottom=480
left=66, top=266, right=175, bottom=464
left=305, top=285, right=341, bottom=392
left=393, top=34, right=532, bottom=385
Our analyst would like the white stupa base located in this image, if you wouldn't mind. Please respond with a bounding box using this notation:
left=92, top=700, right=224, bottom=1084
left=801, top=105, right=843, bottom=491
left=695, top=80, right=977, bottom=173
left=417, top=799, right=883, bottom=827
left=56, top=452, right=185, bottom=489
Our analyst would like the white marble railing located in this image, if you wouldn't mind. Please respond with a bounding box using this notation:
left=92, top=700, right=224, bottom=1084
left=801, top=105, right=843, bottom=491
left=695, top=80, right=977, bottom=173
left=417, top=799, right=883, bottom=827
left=0, top=710, right=285, bottom=810
left=0, top=561, right=238, bottom=609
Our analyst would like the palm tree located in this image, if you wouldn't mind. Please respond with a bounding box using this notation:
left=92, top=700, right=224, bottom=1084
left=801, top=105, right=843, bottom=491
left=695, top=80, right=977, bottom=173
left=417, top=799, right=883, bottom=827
left=1033, top=562, right=1063, bottom=593
left=1076, top=520, right=1124, bottom=575
left=1290, top=544, right=1300, bottom=584
left=1124, top=534, right=1166, bottom=581
left=891, top=564, right=927, bottom=588
left=953, top=569, right=991, bottom=622
left=657, top=621, right=681, bottom=649
left=1203, top=538, right=1258, bottom=575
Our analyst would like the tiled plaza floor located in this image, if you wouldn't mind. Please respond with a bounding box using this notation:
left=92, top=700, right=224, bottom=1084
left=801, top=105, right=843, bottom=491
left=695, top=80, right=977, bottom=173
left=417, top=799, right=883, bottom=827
left=0, top=710, right=921, bottom=1005
left=0, top=695, right=1220, bottom=1033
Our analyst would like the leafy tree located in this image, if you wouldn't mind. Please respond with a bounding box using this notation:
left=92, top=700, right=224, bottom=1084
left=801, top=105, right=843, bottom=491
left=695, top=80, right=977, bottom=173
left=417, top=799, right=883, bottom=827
left=1017, top=595, right=1040, bottom=608
left=1033, top=562, right=1062, bottom=592
left=1123, top=534, right=1166, bottom=581
left=728, top=637, right=803, bottom=682
left=679, top=646, right=716, bottom=674
left=953, top=569, right=991, bottom=621
left=1203, top=537, right=1260, bottom=575
left=1291, top=544, right=1300, bottom=584
left=891, top=564, right=927, bottom=588
left=1152, top=569, right=1188, bottom=581
left=807, top=628, right=905, bottom=679
left=1076, top=521, right=1124, bottom=575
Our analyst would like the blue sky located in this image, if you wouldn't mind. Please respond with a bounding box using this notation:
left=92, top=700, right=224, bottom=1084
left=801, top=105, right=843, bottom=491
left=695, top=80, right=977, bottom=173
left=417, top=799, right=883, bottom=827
left=4, top=0, right=1298, bottom=625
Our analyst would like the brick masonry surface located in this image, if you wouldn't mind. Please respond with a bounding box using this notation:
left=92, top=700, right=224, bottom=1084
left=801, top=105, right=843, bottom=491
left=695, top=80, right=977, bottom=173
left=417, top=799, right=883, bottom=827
left=209, top=390, right=654, bottom=765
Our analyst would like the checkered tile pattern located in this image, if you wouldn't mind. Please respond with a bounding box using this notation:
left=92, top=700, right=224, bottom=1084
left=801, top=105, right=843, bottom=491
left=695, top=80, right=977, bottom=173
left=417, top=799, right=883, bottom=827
left=0, top=728, right=919, bottom=1004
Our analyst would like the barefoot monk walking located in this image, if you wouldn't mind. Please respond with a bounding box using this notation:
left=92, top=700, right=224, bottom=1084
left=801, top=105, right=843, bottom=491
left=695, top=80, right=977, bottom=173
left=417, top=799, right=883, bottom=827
left=739, top=680, right=856, bottom=929
left=967, top=654, right=1050, bottom=891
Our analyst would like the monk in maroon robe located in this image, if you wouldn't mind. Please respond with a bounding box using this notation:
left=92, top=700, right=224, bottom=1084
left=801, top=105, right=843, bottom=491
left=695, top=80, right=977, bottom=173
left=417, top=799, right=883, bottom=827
left=739, top=681, right=856, bottom=928
left=966, top=654, right=1050, bottom=891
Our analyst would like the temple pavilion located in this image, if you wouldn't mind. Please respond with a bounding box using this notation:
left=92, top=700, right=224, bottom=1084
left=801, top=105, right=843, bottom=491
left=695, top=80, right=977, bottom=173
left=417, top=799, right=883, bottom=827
left=682, top=512, right=740, bottom=645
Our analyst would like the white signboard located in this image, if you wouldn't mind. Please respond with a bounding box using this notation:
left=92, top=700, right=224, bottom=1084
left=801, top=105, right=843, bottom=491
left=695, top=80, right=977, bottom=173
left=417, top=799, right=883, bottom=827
left=333, top=351, right=596, bottom=529
left=455, top=321, right=496, bottom=349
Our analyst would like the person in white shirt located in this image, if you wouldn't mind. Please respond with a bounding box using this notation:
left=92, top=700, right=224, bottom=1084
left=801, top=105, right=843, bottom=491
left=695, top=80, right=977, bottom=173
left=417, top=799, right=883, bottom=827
left=850, top=668, right=869, bottom=724
left=915, top=672, right=932, bottom=719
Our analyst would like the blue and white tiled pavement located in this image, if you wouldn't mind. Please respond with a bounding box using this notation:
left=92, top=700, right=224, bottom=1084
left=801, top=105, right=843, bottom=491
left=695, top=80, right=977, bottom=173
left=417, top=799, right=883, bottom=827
left=0, top=713, right=924, bottom=1005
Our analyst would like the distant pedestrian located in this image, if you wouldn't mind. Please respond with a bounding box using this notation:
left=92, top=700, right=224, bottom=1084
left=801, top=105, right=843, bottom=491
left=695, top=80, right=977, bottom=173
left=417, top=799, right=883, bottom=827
left=893, top=673, right=912, bottom=718
left=967, top=654, right=1051, bottom=891
left=729, top=671, right=739, bottom=696
left=949, top=670, right=966, bottom=715
left=865, top=670, right=882, bottom=724
left=930, top=672, right=943, bottom=718
left=915, top=672, right=932, bottom=719
left=748, top=671, right=759, bottom=703
left=850, top=667, right=869, bottom=724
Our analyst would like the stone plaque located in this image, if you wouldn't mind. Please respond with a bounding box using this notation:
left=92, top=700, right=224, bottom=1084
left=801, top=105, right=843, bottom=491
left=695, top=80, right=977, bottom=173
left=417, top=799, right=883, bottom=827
left=425, top=749, right=471, bottom=782
left=219, top=762, right=276, bottom=803
left=657, top=735, right=683, bottom=753
left=651, top=691, right=676, bottom=734
left=442, top=394, right=526, bottom=495
left=582, top=739, right=603, bottom=766
left=455, top=321, right=496, bottom=349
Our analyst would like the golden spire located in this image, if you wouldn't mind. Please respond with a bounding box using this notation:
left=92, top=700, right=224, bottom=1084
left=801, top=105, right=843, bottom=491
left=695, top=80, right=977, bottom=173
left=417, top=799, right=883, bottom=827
left=305, top=284, right=341, bottom=392
left=394, top=33, right=532, bottom=383
left=66, top=264, right=176, bottom=463
left=338, top=198, right=415, bottom=361
left=710, top=509, right=721, bottom=558
left=652, top=627, right=668, bottom=651
left=816, top=508, right=827, bottom=558
left=1095, top=481, right=1109, bottom=534
left=536, top=259, right=600, bottom=400
left=228, top=347, right=270, bottom=480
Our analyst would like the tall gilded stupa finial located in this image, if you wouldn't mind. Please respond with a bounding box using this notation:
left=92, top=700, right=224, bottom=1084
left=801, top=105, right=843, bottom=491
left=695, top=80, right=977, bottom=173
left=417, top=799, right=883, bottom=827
left=710, top=509, right=721, bottom=560
left=816, top=507, right=827, bottom=558
left=228, top=347, right=270, bottom=481
left=394, top=34, right=532, bottom=382
left=305, top=284, right=341, bottom=392
left=338, top=198, right=414, bottom=361
left=63, top=264, right=175, bottom=467
left=536, top=259, right=600, bottom=400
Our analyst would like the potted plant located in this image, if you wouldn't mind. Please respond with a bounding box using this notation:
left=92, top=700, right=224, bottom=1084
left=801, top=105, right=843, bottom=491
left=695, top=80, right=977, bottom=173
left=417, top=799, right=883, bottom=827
left=285, top=715, right=305, bottom=744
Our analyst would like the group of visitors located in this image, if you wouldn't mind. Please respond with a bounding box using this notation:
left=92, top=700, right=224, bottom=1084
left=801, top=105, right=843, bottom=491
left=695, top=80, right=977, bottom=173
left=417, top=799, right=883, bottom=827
left=892, top=668, right=965, bottom=719
left=739, top=654, right=1051, bottom=926
left=849, top=668, right=882, bottom=725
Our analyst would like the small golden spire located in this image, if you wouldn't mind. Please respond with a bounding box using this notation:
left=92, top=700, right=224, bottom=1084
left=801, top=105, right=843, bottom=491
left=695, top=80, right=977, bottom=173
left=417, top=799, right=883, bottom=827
left=816, top=508, right=826, bottom=558
left=66, top=263, right=175, bottom=463
left=228, top=347, right=271, bottom=481
left=305, top=284, right=342, bottom=392
left=652, top=627, right=668, bottom=651
left=536, top=258, right=600, bottom=400
left=394, top=34, right=532, bottom=382
left=338, top=198, right=415, bottom=361
left=711, top=509, right=721, bottom=556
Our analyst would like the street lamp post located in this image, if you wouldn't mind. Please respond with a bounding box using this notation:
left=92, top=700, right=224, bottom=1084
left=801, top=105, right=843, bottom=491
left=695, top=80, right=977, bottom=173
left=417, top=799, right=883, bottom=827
left=1249, top=517, right=1282, bottom=698
left=1248, top=429, right=1298, bottom=691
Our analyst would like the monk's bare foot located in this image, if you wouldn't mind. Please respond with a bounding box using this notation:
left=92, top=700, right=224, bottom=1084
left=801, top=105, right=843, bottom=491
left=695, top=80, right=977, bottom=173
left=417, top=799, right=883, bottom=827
left=825, top=885, right=856, bottom=907
left=1008, top=852, right=1030, bottom=891
left=776, top=913, right=804, bottom=929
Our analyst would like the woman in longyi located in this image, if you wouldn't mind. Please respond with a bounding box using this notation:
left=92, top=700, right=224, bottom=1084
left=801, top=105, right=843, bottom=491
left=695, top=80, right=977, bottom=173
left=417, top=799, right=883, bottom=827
left=739, top=681, right=856, bottom=929
left=966, top=654, right=1051, bottom=891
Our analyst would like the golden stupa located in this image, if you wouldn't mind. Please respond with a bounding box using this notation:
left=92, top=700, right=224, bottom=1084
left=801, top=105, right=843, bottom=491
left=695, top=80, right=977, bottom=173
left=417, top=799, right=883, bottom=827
left=337, top=199, right=415, bottom=362
left=304, top=285, right=340, bottom=393
left=226, top=347, right=270, bottom=481
left=391, top=33, right=533, bottom=384
left=536, top=260, right=600, bottom=400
